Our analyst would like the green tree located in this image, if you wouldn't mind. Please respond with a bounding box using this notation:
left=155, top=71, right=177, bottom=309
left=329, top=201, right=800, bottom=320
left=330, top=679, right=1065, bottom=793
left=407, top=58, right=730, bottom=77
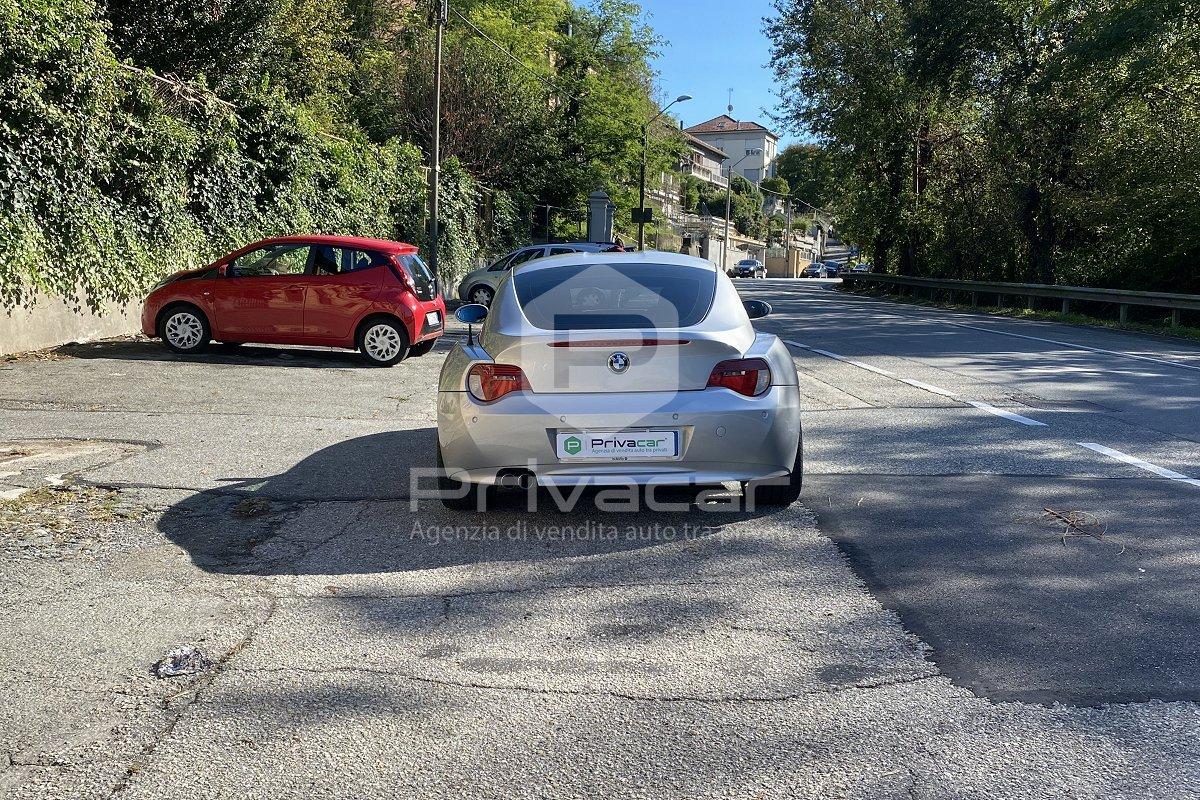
left=2, top=0, right=692, bottom=309
left=774, top=144, right=832, bottom=208
left=767, top=0, right=1200, bottom=290
left=760, top=175, right=790, bottom=197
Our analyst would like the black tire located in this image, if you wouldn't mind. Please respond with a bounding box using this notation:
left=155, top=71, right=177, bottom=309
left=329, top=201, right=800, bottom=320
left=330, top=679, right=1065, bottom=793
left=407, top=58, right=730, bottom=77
left=467, top=285, right=494, bottom=306
left=747, top=431, right=803, bottom=508
left=357, top=317, right=409, bottom=367
left=437, top=446, right=489, bottom=511
left=158, top=305, right=211, bottom=354
left=408, top=339, right=436, bottom=357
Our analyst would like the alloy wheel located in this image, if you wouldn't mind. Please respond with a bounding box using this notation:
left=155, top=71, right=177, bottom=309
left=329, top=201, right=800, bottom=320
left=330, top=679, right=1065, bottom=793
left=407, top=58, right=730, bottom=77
left=363, top=323, right=403, bottom=362
left=164, top=312, right=204, bottom=350
left=470, top=287, right=494, bottom=305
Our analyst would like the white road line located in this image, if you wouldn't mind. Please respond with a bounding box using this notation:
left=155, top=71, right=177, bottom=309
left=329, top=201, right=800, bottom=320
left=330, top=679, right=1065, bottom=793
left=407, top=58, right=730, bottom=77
left=1078, top=443, right=1200, bottom=487
left=898, top=377, right=958, bottom=398
left=786, top=338, right=955, bottom=395
left=784, top=338, right=1055, bottom=427
left=782, top=340, right=896, bottom=376
left=967, top=401, right=1047, bottom=427
left=946, top=322, right=1200, bottom=374
left=805, top=289, right=1200, bottom=375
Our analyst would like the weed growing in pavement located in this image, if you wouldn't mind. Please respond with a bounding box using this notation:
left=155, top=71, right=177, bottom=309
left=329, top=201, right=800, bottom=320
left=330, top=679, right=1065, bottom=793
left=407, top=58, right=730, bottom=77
left=0, top=485, right=150, bottom=560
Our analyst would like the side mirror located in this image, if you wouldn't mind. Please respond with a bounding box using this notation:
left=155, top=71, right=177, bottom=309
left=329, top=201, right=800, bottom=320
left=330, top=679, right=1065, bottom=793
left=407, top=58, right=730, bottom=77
left=456, top=303, right=488, bottom=347
left=743, top=299, right=771, bottom=320
left=455, top=304, right=488, bottom=325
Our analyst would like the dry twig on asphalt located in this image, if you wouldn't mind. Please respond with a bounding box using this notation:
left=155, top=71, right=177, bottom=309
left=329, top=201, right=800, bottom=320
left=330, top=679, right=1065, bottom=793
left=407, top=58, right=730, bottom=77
left=1043, top=507, right=1126, bottom=553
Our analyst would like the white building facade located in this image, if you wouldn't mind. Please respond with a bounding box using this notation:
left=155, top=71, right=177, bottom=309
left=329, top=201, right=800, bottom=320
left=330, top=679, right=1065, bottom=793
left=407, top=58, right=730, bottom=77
left=683, top=115, right=779, bottom=185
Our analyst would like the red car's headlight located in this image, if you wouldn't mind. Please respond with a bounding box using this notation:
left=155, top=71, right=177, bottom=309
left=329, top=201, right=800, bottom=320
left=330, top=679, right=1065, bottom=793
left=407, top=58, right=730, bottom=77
left=706, top=358, right=771, bottom=397
left=467, top=364, right=529, bottom=402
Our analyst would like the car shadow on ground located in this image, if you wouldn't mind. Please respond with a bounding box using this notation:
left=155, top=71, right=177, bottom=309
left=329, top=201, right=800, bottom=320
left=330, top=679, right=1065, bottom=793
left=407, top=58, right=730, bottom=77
left=54, top=339, right=460, bottom=369
left=157, top=428, right=785, bottom=576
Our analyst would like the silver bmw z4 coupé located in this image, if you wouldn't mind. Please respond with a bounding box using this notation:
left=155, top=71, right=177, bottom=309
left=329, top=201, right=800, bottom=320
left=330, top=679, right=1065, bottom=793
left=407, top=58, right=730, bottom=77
left=435, top=251, right=802, bottom=510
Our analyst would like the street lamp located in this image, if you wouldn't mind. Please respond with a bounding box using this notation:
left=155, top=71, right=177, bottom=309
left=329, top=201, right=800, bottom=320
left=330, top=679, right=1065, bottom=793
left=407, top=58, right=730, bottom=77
left=638, top=93, right=692, bottom=250
left=428, top=0, right=448, bottom=282
left=721, top=149, right=762, bottom=269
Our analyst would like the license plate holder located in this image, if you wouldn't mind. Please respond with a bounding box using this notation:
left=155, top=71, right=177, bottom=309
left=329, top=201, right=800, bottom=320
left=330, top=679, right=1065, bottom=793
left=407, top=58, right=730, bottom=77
left=555, top=429, right=680, bottom=460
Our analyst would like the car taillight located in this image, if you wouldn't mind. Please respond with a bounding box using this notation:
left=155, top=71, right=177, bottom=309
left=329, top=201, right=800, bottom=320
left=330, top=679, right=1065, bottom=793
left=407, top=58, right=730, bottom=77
left=706, top=358, right=771, bottom=397
left=467, top=364, right=529, bottom=402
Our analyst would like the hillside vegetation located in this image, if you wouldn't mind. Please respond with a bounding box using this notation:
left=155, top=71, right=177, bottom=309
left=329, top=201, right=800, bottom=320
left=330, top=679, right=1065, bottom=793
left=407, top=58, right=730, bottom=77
left=768, top=0, right=1200, bottom=293
left=0, top=0, right=675, bottom=309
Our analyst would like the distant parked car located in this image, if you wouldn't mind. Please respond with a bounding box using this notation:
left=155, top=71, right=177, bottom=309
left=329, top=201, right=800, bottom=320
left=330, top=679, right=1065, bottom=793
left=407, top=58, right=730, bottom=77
left=730, top=258, right=767, bottom=279
left=849, top=262, right=871, bottom=274
left=141, top=235, right=445, bottom=366
left=802, top=262, right=840, bottom=278
left=457, top=242, right=612, bottom=306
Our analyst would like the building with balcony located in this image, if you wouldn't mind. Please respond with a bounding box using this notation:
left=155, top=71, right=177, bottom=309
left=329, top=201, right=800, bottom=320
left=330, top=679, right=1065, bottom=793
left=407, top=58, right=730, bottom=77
left=684, top=115, right=779, bottom=185
left=680, top=132, right=727, bottom=189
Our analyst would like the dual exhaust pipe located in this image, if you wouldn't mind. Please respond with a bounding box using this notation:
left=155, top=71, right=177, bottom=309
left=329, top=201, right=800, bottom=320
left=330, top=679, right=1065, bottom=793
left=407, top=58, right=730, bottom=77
left=495, top=469, right=536, bottom=490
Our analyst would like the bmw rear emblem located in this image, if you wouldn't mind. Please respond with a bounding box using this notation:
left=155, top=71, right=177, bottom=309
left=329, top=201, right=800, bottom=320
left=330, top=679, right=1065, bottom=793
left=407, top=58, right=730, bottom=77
left=608, top=352, right=630, bottom=374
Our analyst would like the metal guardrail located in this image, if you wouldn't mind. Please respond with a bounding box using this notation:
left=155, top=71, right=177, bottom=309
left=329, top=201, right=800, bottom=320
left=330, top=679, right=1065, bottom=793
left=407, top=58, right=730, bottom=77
left=841, top=273, right=1200, bottom=326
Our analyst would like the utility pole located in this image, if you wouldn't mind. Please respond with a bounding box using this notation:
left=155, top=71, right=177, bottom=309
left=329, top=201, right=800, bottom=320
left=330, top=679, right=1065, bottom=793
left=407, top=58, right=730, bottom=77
left=784, top=200, right=793, bottom=276
left=719, top=149, right=761, bottom=270
left=429, top=0, right=447, bottom=280
left=722, top=176, right=733, bottom=272
left=637, top=123, right=648, bottom=249
left=637, top=94, right=692, bottom=250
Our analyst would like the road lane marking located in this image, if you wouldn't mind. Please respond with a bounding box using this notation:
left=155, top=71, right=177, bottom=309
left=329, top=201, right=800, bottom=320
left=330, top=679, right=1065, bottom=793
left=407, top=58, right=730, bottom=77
left=967, top=401, right=1047, bottom=427
left=947, top=323, right=1200, bottom=374
left=786, top=339, right=956, bottom=395
left=783, top=340, right=897, bottom=376
left=898, top=378, right=958, bottom=397
left=784, top=339, right=1055, bottom=427
left=1077, top=443, right=1200, bottom=487
left=797, top=287, right=1200, bottom=375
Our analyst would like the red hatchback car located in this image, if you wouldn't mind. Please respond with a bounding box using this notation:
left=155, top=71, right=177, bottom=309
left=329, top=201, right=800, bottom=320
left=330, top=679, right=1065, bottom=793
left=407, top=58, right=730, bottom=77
left=141, top=235, right=446, bottom=366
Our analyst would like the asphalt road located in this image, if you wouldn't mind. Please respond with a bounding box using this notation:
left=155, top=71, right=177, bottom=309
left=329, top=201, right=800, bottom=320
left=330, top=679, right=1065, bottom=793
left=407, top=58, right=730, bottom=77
left=0, top=281, right=1198, bottom=798
left=745, top=280, right=1200, bottom=706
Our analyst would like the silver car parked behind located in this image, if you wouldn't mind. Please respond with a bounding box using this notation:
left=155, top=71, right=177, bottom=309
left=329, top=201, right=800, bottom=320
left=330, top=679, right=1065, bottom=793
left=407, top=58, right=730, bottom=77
left=436, top=251, right=803, bottom=510
left=456, top=242, right=611, bottom=307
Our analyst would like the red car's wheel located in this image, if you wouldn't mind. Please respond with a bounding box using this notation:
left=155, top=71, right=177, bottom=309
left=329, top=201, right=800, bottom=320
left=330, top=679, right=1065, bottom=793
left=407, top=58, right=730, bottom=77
left=358, top=318, right=409, bottom=366
left=159, top=305, right=211, bottom=354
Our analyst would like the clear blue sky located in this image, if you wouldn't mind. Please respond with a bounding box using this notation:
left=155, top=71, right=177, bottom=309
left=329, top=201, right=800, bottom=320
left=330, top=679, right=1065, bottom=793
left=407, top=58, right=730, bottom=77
left=638, top=0, right=794, bottom=146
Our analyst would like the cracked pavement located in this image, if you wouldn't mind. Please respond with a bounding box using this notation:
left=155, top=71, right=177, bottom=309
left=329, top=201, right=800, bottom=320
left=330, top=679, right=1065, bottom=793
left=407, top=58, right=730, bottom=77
left=1, top=307, right=1199, bottom=798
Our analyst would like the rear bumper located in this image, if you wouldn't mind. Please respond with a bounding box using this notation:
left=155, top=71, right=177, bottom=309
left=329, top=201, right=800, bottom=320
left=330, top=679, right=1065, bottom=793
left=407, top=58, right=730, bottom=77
left=437, top=385, right=801, bottom=486
left=412, top=296, right=447, bottom=342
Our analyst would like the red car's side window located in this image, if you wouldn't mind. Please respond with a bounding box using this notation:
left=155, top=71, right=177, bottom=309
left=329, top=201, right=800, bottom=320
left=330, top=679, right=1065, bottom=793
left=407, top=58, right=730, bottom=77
left=312, top=246, right=388, bottom=276
left=231, top=245, right=310, bottom=277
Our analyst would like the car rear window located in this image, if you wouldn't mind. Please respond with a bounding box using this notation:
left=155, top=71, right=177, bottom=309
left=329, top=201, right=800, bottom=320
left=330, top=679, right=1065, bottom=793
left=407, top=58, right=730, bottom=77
left=398, top=254, right=437, bottom=301
left=513, top=263, right=716, bottom=330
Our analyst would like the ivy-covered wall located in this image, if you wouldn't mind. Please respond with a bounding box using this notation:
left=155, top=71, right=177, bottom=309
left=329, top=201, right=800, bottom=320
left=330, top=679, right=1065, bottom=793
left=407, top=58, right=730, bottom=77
left=0, top=0, right=481, bottom=313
